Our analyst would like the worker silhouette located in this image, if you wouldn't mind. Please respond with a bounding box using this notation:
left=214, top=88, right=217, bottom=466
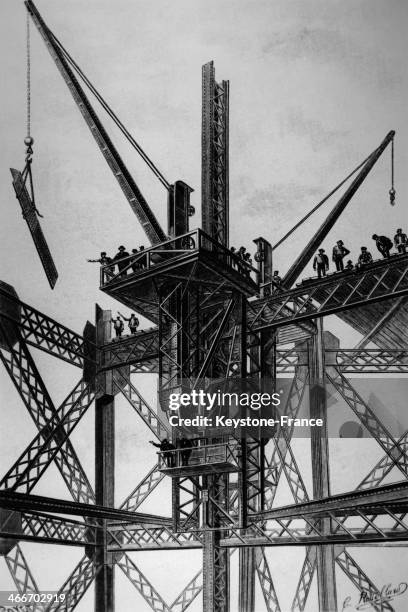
left=345, top=260, right=354, bottom=271
left=87, top=251, right=112, bottom=265
left=272, top=270, right=282, bottom=291
left=394, top=228, right=407, bottom=254
left=113, top=245, right=130, bottom=275
left=357, top=247, right=373, bottom=267
left=332, top=240, right=350, bottom=272
left=178, top=437, right=194, bottom=466
left=119, top=312, right=139, bottom=334
left=313, top=248, right=329, bottom=278
left=111, top=315, right=124, bottom=339
left=149, top=439, right=176, bottom=467
left=372, top=234, right=392, bottom=259
left=138, top=246, right=147, bottom=269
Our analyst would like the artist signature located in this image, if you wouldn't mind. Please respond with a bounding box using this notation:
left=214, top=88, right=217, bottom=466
left=342, top=582, right=407, bottom=610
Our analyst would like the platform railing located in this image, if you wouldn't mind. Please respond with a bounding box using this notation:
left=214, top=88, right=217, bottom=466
left=157, top=441, right=240, bottom=471
left=100, top=229, right=259, bottom=286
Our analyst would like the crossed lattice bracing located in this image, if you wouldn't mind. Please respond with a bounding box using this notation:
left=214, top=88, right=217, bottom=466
left=1, top=269, right=408, bottom=612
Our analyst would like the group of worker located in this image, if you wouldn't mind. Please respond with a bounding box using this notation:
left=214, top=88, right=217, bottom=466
left=312, top=228, right=407, bottom=279
left=87, top=245, right=147, bottom=276
left=149, top=437, right=195, bottom=467
left=230, top=246, right=253, bottom=275
left=111, top=312, right=140, bottom=338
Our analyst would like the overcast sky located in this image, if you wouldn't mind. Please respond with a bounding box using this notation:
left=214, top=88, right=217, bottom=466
left=1, top=1, right=408, bottom=610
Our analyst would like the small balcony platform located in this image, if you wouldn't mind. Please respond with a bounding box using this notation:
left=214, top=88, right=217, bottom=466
left=157, top=442, right=240, bottom=477
left=99, top=229, right=259, bottom=322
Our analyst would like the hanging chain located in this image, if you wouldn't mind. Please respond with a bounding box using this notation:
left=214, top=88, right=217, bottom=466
left=25, top=12, right=34, bottom=164
left=389, top=137, right=396, bottom=205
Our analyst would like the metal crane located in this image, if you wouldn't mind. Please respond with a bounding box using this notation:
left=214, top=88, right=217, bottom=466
left=25, top=0, right=168, bottom=246
left=282, top=130, right=395, bottom=288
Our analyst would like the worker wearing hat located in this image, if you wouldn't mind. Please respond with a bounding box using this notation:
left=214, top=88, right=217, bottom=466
left=357, top=247, right=373, bottom=268
left=87, top=251, right=112, bottom=265
left=332, top=239, right=350, bottom=272
left=113, top=245, right=130, bottom=275
left=394, top=228, right=407, bottom=254
left=313, top=248, right=329, bottom=279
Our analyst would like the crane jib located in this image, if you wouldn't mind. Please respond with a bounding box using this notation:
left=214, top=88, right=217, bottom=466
left=25, top=0, right=167, bottom=246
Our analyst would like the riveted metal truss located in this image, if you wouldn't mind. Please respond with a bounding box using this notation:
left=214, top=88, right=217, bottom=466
left=248, top=254, right=408, bottom=332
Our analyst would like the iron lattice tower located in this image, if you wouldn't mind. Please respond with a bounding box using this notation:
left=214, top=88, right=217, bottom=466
left=1, top=4, right=408, bottom=612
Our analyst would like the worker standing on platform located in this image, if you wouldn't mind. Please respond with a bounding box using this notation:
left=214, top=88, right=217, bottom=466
left=87, top=251, right=112, bottom=265
left=357, top=247, right=373, bottom=267
left=113, top=245, right=130, bottom=275
left=138, top=246, right=146, bottom=269
left=394, top=228, right=408, bottom=254
left=149, top=439, right=176, bottom=467
left=313, top=248, right=329, bottom=278
left=130, top=248, right=140, bottom=273
left=111, top=315, right=124, bottom=339
left=332, top=240, right=350, bottom=271
left=119, top=312, right=139, bottom=334
left=272, top=270, right=282, bottom=291
left=179, top=437, right=194, bottom=466
left=372, top=234, right=393, bottom=259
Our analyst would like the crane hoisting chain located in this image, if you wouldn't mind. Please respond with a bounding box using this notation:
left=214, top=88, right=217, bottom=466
left=389, top=137, right=396, bottom=206
left=20, top=11, right=43, bottom=218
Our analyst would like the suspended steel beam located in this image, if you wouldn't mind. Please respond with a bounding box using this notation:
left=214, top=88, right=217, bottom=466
left=10, top=169, right=58, bottom=289
left=25, top=0, right=167, bottom=245
left=282, top=130, right=395, bottom=288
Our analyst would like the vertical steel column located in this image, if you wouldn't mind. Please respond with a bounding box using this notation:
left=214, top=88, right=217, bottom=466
left=95, top=306, right=115, bottom=612
left=202, top=61, right=229, bottom=247
left=308, top=320, right=337, bottom=612
left=203, top=474, right=230, bottom=612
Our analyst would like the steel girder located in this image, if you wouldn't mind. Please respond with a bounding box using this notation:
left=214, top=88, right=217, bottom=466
left=0, top=510, right=96, bottom=548
left=114, top=370, right=170, bottom=440
left=255, top=548, right=281, bottom=612
left=0, top=380, right=94, bottom=497
left=4, top=544, right=42, bottom=612
left=326, top=368, right=408, bottom=478
left=201, top=61, right=229, bottom=248
left=100, top=328, right=159, bottom=372
left=0, top=333, right=95, bottom=504
left=0, top=286, right=94, bottom=368
left=247, top=254, right=408, bottom=332
left=45, top=555, right=97, bottom=612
